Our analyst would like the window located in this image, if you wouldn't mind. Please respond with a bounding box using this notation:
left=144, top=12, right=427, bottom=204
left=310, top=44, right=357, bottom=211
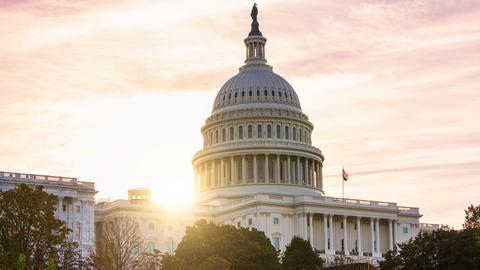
left=354, top=224, right=357, bottom=230
left=264, top=90, right=268, bottom=96
left=327, top=220, right=330, bottom=228
left=257, top=125, right=262, bottom=138
left=285, top=126, right=289, bottom=139
left=76, top=223, right=81, bottom=241
left=341, top=221, right=344, bottom=229
left=76, top=205, right=80, bottom=213
left=341, top=239, right=345, bottom=251
left=215, top=130, right=219, bottom=143
left=148, top=242, right=155, bottom=252
left=272, top=90, right=275, bottom=96
left=402, top=227, right=409, bottom=234
left=237, top=221, right=241, bottom=228
left=374, top=240, right=377, bottom=252
left=62, top=204, right=66, bottom=212
left=241, top=91, right=245, bottom=97
left=273, top=218, right=280, bottom=225
left=279, top=91, right=282, bottom=97
left=149, top=223, right=155, bottom=230
left=299, top=129, right=303, bottom=142
left=293, top=127, right=296, bottom=140
left=239, top=126, right=243, bottom=139
left=209, top=132, right=212, bottom=145
left=248, top=125, right=253, bottom=138
left=257, top=90, right=260, bottom=96
left=234, top=92, right=237, bottom=98
left=230, top=127, right=234, bottom=140
left=166, top=239, right=174, bottom=253
left=374, top=223, right=376, bottom=232
left=276, top=125, right=281, bottom=139
left=222, top=128, right=226, bottom=142
left=248, top=219, right=253, bottom=225
left=267, top=125, right=272, bottom=138
left=273, top=237, right=280, bottom=251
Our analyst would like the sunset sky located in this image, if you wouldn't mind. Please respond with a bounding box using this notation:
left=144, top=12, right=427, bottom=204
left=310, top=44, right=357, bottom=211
left=1, top=0, right=479, bottom=228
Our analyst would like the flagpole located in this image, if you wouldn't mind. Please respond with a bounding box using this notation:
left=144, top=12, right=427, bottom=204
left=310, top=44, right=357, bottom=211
left=342, top=166, right=345, bottom=202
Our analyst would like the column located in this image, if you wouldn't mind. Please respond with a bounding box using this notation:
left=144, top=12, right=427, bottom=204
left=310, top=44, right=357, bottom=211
left=303, top=213, right=308, bottom=240
left=304, top=159, right=308, bottom=185
left=220, top=158, right=225, bottom=186
left=388, top=219, right=393, bottom=250
left=253, top=155, right=257, bottom=183
left=212, top=160, right=217, bottom=187
left=323, top=214, right=328, bottom=251
left=230, top=157, right=234, bottom=184
left=242, top=155, right=246, bottom=184
left=276, top=155, right=280, bottom=183
left=296, top=157, right=301, bottom=184
left=393, top=220, right=398, bottom=248
left=203, top=163, right=207, bottom=189
left=264, top=155, right=268, bottom=182
left=370, top=218, right=375, bottom=255
left=357, top=217, right=362, bottom=256
left=376, top=219, right=380, bottom=255
left=287, top=156, right=291, bottom=184
left=343, top=216, right=349, bottom=255
left=309, top=213, right=314, bottom=246
left=329, top=215, right=334, bottom=252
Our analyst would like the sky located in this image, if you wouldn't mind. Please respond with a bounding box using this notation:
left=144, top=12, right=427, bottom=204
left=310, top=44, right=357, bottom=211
left=0, top=0, right=479, bottom=228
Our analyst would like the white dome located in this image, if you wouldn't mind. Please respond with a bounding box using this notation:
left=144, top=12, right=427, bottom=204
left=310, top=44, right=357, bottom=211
left=212, top=65, right=302, bottom=114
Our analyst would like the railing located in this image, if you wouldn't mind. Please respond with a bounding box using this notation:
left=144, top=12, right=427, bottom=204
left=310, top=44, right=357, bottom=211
left=420, top=223, right=440, bottom=230
left=0, top=170, right=95, bottom=189
left=193, top=139, right=322, bottom=159
left=312, top=195, right=398, bottom=209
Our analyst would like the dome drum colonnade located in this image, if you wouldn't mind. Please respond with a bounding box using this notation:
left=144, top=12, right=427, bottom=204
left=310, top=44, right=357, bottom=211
left=192, top=4, right=324, bottom=195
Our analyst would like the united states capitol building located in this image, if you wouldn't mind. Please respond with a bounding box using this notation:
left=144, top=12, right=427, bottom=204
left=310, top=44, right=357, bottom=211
left=0, top=5, right=438, bottom=265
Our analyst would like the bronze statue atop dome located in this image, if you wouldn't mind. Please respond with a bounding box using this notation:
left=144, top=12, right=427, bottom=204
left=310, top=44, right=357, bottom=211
left=248, top=3, right=262, bottom=36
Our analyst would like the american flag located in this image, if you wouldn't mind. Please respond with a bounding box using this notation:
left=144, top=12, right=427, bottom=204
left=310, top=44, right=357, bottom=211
left=342, top=168, right=349, bottom=181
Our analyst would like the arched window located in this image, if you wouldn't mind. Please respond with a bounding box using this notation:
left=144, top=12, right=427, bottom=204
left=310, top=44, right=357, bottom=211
left=257, top=90, right=260, bottom=96
left=242, top=91, right=245, bottom=97
left=293, top=127, right=297, bottom=140
left=279, top=91, right=282, bottom=97
left=264, top=90, right=268, bottom=96
left=230, top=127, right=234, bottom=140
left=209, top=132, right=213, bottom=145
left=276, top=125, right=281, bottom=139
left=257, top=125, right=263, bottom=138
left=248, top=125, right=253, bottom=138
left=299, top=128, right=303, bottom=142
left=222, top=128, right=226, bottom=142
left=285, top=126, right=289, bottom=139
left=215, top=130, right=219, bottom=143
left=228, top=93, right=231, bottom=99
left=249, top=90, right=252, bottom=96
left=305, top=130, right=308, bottom=143
left=239, top=126, right=243, bottom=139
left=234, top=92, right=238, bottom=98
left=272, top=90, right=275, bottom=96
left=267, top=125, right=272, bottom=138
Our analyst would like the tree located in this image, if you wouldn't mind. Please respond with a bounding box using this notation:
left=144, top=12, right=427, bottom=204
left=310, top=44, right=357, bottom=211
left=464, top=204, right=480, bottom=229
left=174, top=220, right=280, bottom=270
left=196, top=256, right=232, bottom=270
left=380, top=205, right=480, bottom=270
left=94, top=216, right=144, bottom=270
left=0, top=184, right=81, bottom=269
left=281, top=236, right=323, bottom=270
left=161, top=253, right=191, bottom=270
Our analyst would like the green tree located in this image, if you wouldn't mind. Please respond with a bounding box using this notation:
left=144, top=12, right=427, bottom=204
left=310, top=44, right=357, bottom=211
left=380, top=207, right=480, bottom=270
left=281, top=236, right=323, bottom=270
left=0, top=184, right=81, bottom=269
left=196, top=256, right=231, bottom=270
left=464, top=204, right=480, bottom=229
left=174, top=220, right=280, bottom=270
left=161, top=253, right=191, bottom=270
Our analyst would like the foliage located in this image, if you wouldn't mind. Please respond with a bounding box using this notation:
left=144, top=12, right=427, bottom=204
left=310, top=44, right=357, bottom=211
left=174, top=220, right=280, bottom=270
left=281, top=236, right=324, bottom=270
left=464, top=204, right=480, bottom=229
left=161, top=253, right=191, bottom=270
left=0, top=184, right=82, bottom=269
left=380, top=206, right=480, bottom=270
left=196, top=256, right=232, bottom=270
left=93, top=216, right=144, bottom=270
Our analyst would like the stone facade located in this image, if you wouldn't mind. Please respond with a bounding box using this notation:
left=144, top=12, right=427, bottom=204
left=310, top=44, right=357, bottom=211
left=0, top=171, right=96, bottom=257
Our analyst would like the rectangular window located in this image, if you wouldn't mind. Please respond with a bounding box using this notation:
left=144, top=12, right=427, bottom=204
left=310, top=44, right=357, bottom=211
left=148, top=242, right=155, bottom=253
left=237, top=221, right=241, bottom=228
left=402, top=227, right=409, bottom=234
left=273, top=237, right=280, bottom=251
left=341, top=222, right=344, bottom=229
left=341, top=239, right=344, bottom=251
left=62, top=204, right=66, bottom=212
left=354, top=224, right=357, bottom=230
left=248, top=219, right=253, bottom=226
left=273, top=218, right=279, bottom=225
left=76, top=205, right=81, bottom=213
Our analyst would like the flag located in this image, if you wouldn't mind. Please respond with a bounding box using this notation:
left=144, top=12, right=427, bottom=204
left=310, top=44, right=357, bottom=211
left=342, top=168, right=349, bottom=181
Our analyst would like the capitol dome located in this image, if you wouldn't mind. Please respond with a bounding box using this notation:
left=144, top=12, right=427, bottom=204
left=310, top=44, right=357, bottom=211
left=193, top=4, right=324, bottom=200
left=212, top=66, right=302, bottom=114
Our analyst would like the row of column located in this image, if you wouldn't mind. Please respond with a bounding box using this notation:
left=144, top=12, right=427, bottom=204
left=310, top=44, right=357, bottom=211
left=194, top=154, right=323, bottom=191
left=301, top=213, right=400, bottom=257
